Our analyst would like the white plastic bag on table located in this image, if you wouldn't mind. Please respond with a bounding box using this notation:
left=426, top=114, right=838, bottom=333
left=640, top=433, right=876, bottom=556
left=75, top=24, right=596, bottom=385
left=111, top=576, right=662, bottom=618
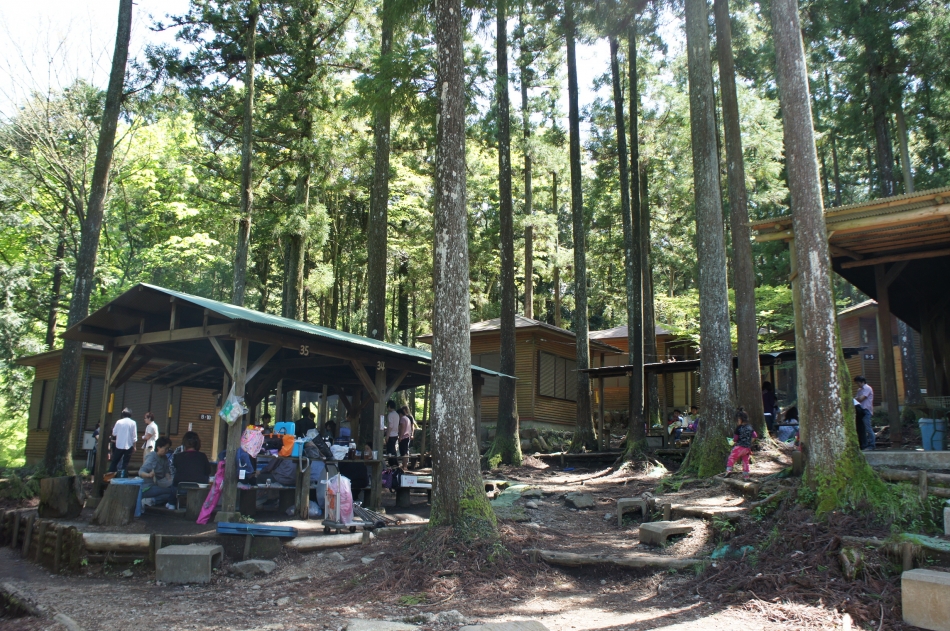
left=327, top=473, right=353, bottom=523
left=330, top=445, right=348, bottom=461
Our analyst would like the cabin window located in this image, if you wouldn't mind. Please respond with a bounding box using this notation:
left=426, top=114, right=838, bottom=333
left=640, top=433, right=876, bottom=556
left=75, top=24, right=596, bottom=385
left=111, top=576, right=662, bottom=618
left=471, top=353, right=500, bottom=397
left=29, top=378, right=58, bottom=431
left=538, top=351, right=577, bottom=401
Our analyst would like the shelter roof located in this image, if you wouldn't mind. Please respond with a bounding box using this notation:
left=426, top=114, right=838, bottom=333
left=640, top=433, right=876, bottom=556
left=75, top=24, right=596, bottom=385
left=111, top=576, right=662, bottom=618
left=418, top=316, right=622, bottom=353
left=589, top=324, right=673, bottom=340
left=57, top=283, right=509, bottom=393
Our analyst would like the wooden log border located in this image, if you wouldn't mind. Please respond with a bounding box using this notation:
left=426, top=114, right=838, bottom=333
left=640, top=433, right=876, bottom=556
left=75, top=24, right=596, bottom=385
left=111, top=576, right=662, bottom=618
left=0, top=510, right=85, bottom=573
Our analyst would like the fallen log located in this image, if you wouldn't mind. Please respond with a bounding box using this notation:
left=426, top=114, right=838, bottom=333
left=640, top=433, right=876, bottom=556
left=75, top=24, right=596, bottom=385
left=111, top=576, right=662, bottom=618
left=720, top=477, right=761, bottom=498
left=374, top=523, right=427, bottom=537
left=285, top=532, right=371, bottom=551
left=526, top=548, right=705, bottom=571
left=82, top=533, right=151, bottom=553
left=0, top=581, right=47, bottom=617
left=749, top=489, right=787, bottom=509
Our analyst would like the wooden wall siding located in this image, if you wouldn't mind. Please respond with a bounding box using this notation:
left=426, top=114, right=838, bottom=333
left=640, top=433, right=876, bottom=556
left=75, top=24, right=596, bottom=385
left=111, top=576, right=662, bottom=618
left=24, top=354, right=217, bottom=466
left=471, top=332, right=538, bottom=424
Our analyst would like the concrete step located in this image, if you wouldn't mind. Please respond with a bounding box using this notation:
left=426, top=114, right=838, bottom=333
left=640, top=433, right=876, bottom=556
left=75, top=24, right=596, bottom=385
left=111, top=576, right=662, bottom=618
left=155, top=544, right=223, bottom=584
left=639, top=520, right=694, bottom=546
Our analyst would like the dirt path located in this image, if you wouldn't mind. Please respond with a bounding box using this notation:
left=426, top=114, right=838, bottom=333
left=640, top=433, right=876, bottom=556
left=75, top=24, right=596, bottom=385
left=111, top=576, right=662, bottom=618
left=0, top=446, right=923, bottom=630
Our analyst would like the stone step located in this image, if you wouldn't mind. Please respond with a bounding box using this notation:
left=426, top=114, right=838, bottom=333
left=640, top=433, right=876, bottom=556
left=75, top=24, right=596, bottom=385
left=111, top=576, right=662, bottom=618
left=902, top=568, right=950, bottom=631
left=155, top=544, right=223, bottom=584
left=617, top=496, right=654, bottom=527
left=638, top=520, right=694, bottom=546
left=670, top=504, right=745, bottom=522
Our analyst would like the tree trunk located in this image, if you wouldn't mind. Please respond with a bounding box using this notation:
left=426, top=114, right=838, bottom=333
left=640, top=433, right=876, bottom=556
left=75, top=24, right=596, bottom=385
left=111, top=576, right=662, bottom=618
left=232, top=2, right=258, bottom=307
left=520, top=11, right=534, bottom=321
left=45, top=209, right=68, bottom=350
left=282, top=136, right=311, bottom=321
left=895, top=97, right=913, bottom=195
left=430, top=0, right=496, bottom=536
left=43, top=0, right=133, bottom=476
left=91, top=483, right=139, bottom=527
left=487, top=0, right=522, bottom=468
left=681, top=0, right=735, bottom=477
left=564, top=0, right=595, bottom=451
left=38, top=476, right=84, bottom=519
left=610, top=34, right=643, bottom=455
left=552, top=171, right=561, bottom=328
left=397, top=253, right=409, bottom=346
left=366, top=0, right=395, bottom=341
left=898, top=320, right=923, bottom=405
left=771, top=0, right=880, bottom=512
left=640, top=161, right=660, bottom=424
left=714, top=0, right=765, bottom=435
left=866, top=41, right=896, bottom=198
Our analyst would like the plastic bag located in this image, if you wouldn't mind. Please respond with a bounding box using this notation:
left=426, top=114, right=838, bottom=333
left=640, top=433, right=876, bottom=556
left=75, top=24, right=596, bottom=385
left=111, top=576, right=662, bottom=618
left=327, top=474, right=353, bottom=523
left=330, top=445, right=348, bottom=461
left=219, top=385, right=248, bottom=425
left=241, top=427, right=264, bottom=456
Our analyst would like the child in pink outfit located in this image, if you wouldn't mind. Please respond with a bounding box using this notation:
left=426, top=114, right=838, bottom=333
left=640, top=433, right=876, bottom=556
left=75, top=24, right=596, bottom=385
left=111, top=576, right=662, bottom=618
left=725, top=408, right=757, bottom=480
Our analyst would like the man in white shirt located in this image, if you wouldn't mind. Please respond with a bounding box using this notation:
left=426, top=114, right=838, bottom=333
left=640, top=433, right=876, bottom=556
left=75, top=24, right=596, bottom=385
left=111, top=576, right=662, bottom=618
left=141, top=412, right=159, bottom=453
left=110, top=408, right=138, bottom=473
left=385, top=400, right=400, bottom=457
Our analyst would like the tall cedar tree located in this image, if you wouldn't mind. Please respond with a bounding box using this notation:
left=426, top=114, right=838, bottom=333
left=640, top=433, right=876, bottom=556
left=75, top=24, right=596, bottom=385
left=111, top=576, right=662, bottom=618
left=771, top=0, right=879, bottom=512
left=608, top=35, right=645, bottom=455
left=366, top=0, right=395, bottom=341
left=564, top=0, right=596, bottom=451
left=487, top=0, right=523, bottom=467
left=232, top=1, right=258, bottom=307
left=430, top=0, right=497, bottom=534
left=713, top=0, right=765, bottom=434
left=520, top=5, right=534, bottom=320
left=680, top=0, right=735, bottom=476
left=43, top=0, right=133, bottom=475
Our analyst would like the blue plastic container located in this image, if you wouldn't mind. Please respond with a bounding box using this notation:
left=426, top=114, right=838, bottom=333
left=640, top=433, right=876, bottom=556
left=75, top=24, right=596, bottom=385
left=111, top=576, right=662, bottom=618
left=919, top=418, right=947, bottom=451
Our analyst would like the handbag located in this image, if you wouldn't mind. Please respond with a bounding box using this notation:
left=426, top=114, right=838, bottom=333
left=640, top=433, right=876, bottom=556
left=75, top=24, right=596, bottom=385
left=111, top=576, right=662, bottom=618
left=241, top=428, right=264, bottom=456
left=278, top=434, right=295, bottom=457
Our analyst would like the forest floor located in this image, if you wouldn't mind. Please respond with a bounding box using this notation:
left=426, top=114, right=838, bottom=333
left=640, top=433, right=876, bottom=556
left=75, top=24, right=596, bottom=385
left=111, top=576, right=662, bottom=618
left=1, top=442, right=947, bottom=631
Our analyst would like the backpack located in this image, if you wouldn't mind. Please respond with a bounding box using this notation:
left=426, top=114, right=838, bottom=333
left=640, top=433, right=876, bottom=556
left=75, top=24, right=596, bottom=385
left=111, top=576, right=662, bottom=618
left=382, top=469, right=395, bottom=490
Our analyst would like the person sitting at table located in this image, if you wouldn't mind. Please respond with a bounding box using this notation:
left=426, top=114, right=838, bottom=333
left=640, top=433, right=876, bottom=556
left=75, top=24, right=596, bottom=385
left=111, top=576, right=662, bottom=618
left=260, top=456, right=298, bottom=486
left=296, top=405, right=316, bottom=438
left=139, top=437, right=177, bottom=509
left=668, top=410, right=688, bottom=440
left=172, top=432, right=211, bottom=486
left=776, top=406, right=800, bottom=443
left=259, top=413, right=273, bottom=434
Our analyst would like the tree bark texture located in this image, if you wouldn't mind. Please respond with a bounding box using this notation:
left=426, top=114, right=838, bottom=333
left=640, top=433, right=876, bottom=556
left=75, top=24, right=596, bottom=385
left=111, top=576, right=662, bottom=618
left=91, top=483, right=139, bottom=527
left=520, top=16, right=534, bottom=321
left=282, top=74, right=313, bottom=321
left=487, top=0, right=522, bottom=467
left=232, top=2, right=258, bottom=307
left=564, top=1, right=595, bottom=451
left=397, top=253, right=409, bottom=346
left=610, top=35, right=643, bottom=452
left=45, top=212, right=67, bottom=350
left=866, top=41, right=896, bottom=198
left=771, top=0, right=869, bottom=508
left=366, top=0, right=395, bottom=341
left=874, top=265, right=902, bottom=442
left=681, top=0, right=735, bottom=477
left=43, top=0, right=133, bottom=476
left=714, top=0, right=765, bottom=434
left=431, top=0, right=496, bottom=534
left=552, top=171, right=562, bottom=328
left=640, top=162, right=660, bottom=423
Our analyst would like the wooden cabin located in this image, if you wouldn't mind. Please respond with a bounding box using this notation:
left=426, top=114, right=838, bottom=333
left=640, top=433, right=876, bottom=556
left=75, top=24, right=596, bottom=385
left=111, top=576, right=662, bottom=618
left=588, top=324, right=700, bottom=415
left=837, top=299, right=928, bottom=407
left=418, top=316, right=622, bottom=431
left=18, top=345, right=219, bottom=470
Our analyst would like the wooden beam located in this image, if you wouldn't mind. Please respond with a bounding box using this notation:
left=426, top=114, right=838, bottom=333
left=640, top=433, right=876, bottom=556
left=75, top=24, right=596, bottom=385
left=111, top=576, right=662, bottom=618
left=112, top=353, right=153, bottom=388
left=161, top=366, right=217, bottom=389
left=882, top=260, right=909, bottom=288
left=384, top=369, right=409, bottom=400
left=169, top=298, right=179, bottom=331
left=93, top=347, right=116, bottom=497
left=350, top=361, right=380, bottom=403
left=72, top=325, right=119, bottom=345
left=109, top=345, right=138, bottom=385
left=221, top=337, right=249, bottom=519
left=209, top=337, right=233, bottom=377
left=114, top=323, right=233, bottom=347
left=246, top=344, right=281, bottom=382
left=839, top=247, right=950, bottom=269
left=829, top=244, right=864, bottom=260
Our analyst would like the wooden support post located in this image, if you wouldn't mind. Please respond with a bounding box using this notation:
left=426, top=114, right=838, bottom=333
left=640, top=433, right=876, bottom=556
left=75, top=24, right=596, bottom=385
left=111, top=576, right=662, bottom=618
left=34, top=521, right=48, bottom=562
left=372, top=362, right=386, bottom=511
left=421, top=383, right=430, bottom=455
left=219, top=337, right=249, bottom=521
left=93, top=347, right=117, bottom=497
left=874, top=264, right=902, bottom=443
left=10, top=512, right=20, bottom=549
left=53, top=525, right=64, bottom=573
left=21, top=514, right=35, bottom=557
left=902, top=541, right=914, bottom=571
left=473, top=374, right=483, bottom=447
left=215, top=370, right=230, bottom=458
left=598, top=376, right=606, bottom=451
left=295, top=459, right=311, bottom=520
left=275, top=379, right=285, bottom=422
left=662, top=503, right=671, bottom=521
left=919, top=469, right=929, bottom=502
left=319, top=384, right=329, bottom=434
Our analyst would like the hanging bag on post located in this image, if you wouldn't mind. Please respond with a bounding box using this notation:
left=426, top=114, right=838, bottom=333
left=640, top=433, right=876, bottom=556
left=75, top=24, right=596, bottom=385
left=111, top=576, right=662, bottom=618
left=219, top=385, right=248, bottom=425
left=241, top=427, right=264, bottom=456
